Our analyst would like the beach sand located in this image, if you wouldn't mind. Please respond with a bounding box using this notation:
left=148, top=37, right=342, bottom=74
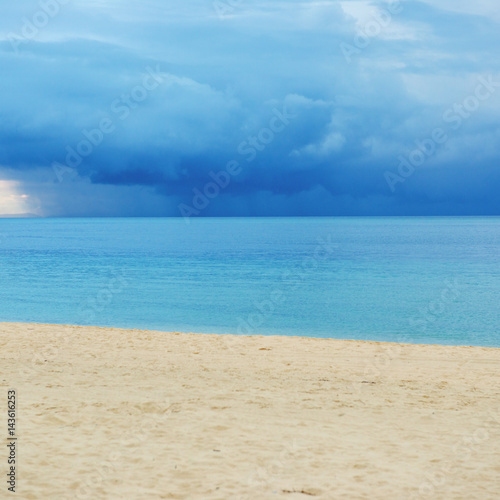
left=1, top=323, right=500, bottom=499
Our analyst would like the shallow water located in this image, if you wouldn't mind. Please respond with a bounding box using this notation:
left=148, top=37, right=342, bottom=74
left=1, top=217, right=499, bottom=346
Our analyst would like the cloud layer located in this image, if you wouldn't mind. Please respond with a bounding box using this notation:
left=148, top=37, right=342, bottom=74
left=1, top=0, right=500, bottom=216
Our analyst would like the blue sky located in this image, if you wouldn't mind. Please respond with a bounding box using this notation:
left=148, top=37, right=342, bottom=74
left=1, top=0, right=499, bottom=216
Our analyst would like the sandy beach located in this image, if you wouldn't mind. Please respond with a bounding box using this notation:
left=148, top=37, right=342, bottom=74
left=1, top=323, right=500, bottom=499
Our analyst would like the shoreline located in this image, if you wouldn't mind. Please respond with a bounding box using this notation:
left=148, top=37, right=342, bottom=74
left=2, top=322, right=500, bottom=499
left=3, top=321, right=499, bottom=349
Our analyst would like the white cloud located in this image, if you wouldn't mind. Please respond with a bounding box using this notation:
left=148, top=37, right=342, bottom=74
left=340, top=0, right=421, bottom=41
left=291, top=131, right=346, bottom=158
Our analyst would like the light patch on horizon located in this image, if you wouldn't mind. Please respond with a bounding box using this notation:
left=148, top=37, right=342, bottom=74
left=0, top=180, right=38, bottom=215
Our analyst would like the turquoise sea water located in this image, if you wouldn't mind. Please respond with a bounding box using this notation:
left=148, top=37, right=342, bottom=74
left=0, top=217, right=499, bottom=346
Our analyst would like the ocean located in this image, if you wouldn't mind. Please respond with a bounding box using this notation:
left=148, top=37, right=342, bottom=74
left=0, top=217, right=499, bottom=346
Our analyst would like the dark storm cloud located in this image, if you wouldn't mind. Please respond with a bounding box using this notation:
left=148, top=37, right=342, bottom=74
left=0, top=0, right=499, bottom=216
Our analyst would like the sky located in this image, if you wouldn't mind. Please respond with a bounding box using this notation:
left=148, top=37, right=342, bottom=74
left=0, top=0, right=499, bottom=217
